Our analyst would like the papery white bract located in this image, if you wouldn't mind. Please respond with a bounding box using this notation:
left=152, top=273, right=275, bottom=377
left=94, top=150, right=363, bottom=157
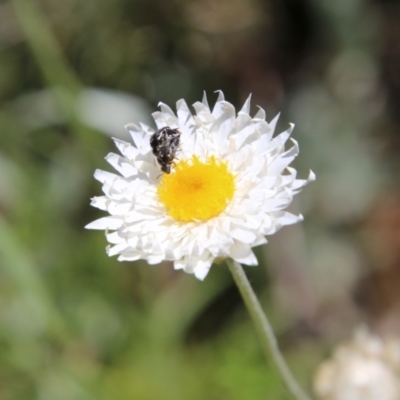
left=314, top=329, right=400, bottom=400
left=86, top=91, right=315, bottom=280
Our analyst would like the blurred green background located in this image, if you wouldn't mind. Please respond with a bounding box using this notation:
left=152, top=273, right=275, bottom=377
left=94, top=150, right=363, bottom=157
left=1, top=0, right=400, bottom=399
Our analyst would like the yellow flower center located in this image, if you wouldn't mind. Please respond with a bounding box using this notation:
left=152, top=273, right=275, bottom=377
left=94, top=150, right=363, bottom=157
left=157, top=156, right=235, bottom=222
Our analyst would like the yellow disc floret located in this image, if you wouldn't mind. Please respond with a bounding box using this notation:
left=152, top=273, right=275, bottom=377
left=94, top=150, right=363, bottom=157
left=157, top=156, right=235, bottom=222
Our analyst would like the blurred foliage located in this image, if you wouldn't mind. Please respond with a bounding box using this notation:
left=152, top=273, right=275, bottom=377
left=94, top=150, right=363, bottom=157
left=1, top=0, right=400, bottom=399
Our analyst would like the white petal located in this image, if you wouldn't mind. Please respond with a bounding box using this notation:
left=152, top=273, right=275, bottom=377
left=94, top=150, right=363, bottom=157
left=85, top=216, right=123, bottom=230
left=90, top=196, right=108, bottom=210
left=106, top=230, right=125, bottom=244
left=108, top=242, right=129, bottom=256
left=94, top=169, right=118, bottom=185
left=252, top=236, right=268, bottom=246
left=269, top=124, right=294, bottom=151
left=176, top=99, right=196, bottom=131
left=233, top=121, right=257, bottom=149
left=268, top=113, right=280, bottom=134
left=230, top=242, right=258, bottom=266
left=213, top=90, right=225, bottom=112
left=231, top=228, right=257, bottom=244
left=113, top=138, right=139, bottom=160
left=108, top=201, right=132, bottom=215
left=105, top=153, right=137, bottom=177
left=152, top=111, right=178, bottom=130
left=176, top=99, right=196, bottom=149
left=202, top=91, right=210, bottom=109
left=211, top=103, right=236, bottom=150
left=139, top=123, right=154, bottom=136
left=239, top=94, right=252, bottom=116
left=275, top=211, right=303, bottom=226
left=124, top=122, right=141, bottom=136
left=254, top=106, right=266, bottom=120
left=118, top=252, right=141, bottom=261
left=124, top=123, right=151, bottom=150
left=146, top=255, right=165, bottom=265
left=192, top=101, right=213, bottom=125
left=309, top=170, right=316, bottom=181
left=194, top=262, right=212, bottom=280
left=158, top=102, right=176, bottom=118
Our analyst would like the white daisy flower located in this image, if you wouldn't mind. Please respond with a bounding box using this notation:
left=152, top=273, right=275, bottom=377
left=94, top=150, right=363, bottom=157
left=314, top=329, right=400, bottom=400
left=86, top=91, right=315, bottom=280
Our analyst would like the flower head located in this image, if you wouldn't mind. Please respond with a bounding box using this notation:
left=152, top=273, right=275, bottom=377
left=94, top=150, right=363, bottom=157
left=314, top=328, right=400, bottom=400
left=86, top=92, right=315, bottom=279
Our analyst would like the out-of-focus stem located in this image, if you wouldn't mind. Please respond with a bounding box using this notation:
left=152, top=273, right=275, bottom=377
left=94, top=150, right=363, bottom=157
left=10, top=0, right=101, bottom=156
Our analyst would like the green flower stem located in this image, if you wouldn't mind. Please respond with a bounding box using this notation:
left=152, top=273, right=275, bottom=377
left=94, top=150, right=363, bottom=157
left=11, top=0, right=103, bottom=157
left=226, top=259, right=313, bottom=400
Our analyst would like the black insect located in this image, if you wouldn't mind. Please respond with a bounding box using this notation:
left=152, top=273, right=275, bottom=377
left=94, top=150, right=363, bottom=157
left=150, top=126, right=182, bottom=174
